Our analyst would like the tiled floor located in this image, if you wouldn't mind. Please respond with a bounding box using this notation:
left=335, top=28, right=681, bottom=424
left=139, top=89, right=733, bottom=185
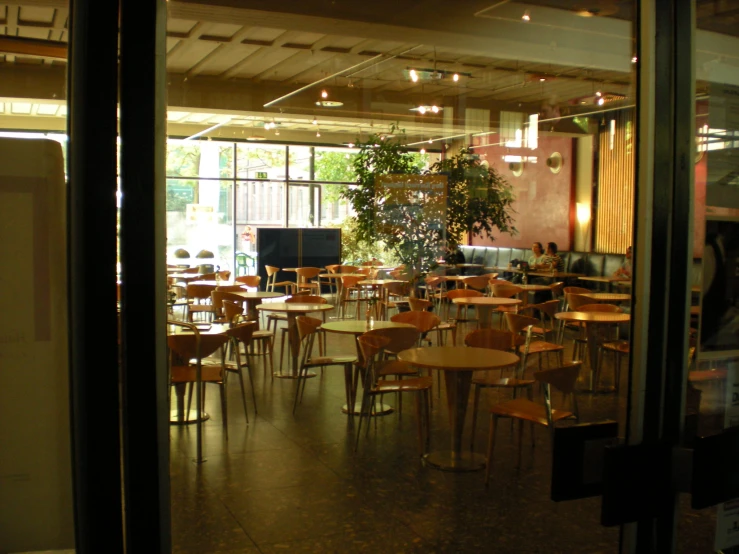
left=169, top=306, right=718, bottom=553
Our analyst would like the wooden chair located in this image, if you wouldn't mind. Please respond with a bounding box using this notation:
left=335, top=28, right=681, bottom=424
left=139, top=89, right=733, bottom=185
left=379, top=280, right=408, bottom=320
left=293, top=316, right=356, bottom=414
left=355, top=334, right=431, bottom=455
left=596, top=340, right=629, bottom=392
left=484, top=361, right=582, bottom=485
left=445, top=288, right=483, bottom=322
left=390, top=310, right=441, bottom=347
left=168, top=330, right=230, bottom=428
left=491, top=284, right=523, bottom=328
left=319, top=264, right=341, bottom=297
left=277, top=295, right=328, bottom=372
left=505, top=312, right=564, bottom=370
left=235, top=275, right=261, bottom=289
left=465, top=328, right=530, bottom=451
left=463, top=275, right=491, bottom=295
left=295, top=267, right=323, bottom=295
left=338, top=265, right=360, bottom=274
left=549, top=281, right=565, bottom=309
left=563, top=287, right=590, bottom=310
left=217, top=270, right=231, bottom=281
left=407, top=297, right=456, bottom=347
left=339, top=275, right=363, bottom=319
left=186, top=283, right=216, bottom=322
left=223, top=322, right=258, bottom=420
left=423, top=276, right=447, bottom=313
left=232, top=313, right=275, bottom=380
left=523, top=300, right=561, bottom=342
left=565, top=301, right=622, bottom=361
left=265, top=265, right=295, bottom=295
left=364, top=326, right=422, bottom=414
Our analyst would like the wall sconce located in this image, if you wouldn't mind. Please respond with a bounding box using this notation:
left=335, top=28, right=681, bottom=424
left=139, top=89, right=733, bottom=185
left=576, top=203, right=591, bottom=225
left=576, top=203, right=592, bottom=252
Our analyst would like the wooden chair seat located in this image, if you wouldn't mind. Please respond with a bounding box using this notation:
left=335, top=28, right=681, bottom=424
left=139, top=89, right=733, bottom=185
left=471, top=375, right=534, bottom=388
left=489, top=397, right=575, bottom=426
left=377, top=359, right=417, bottom=377
left=601, top=340, right=630, bottom=354
left=373, top=376, right=433, bottom=393
left=527, top=341, right=564, bottom=354
left=305, top=355, right=356, bottom=367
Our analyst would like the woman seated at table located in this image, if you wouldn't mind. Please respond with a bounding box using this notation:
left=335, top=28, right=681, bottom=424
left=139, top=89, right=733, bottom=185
left=512, top=242, right=546, bottom=284
left=614, top=245, right=632, bottom=278
left=531, top=242, right=564, bottom=302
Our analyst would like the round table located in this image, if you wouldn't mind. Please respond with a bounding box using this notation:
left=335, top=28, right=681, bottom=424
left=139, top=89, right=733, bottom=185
left=451, top=297, right=521, bottom=328
left=583, top=293, right=631, bottom=303
left=228, top=290, right=283, bottom=321
left=515, top=284, right=551, bottom=306
left=555, top=311, right=630, bottom=391
left=322, top=320, right=416, bottom=415
left=256, top=303, right=334, bottom=378
left=397, top=346, right=520, bottom=472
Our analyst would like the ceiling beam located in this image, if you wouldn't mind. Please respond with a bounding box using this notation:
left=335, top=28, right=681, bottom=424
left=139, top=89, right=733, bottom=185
left=0, top=36, right=67, bottom=60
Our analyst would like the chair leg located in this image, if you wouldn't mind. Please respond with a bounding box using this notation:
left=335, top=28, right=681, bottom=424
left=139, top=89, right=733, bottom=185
left=517, top=419, right=524, bottom=467
left=236, top=368, right=249, bottom=424
left=415, top=393, right=424, bottom=456
left=343, top=364, right=354, bottom=422
left=470, top=385, right=481, bottom=450
left=424, top=389, right=431, bottom=451
left=484, top=414, right=498, bottom=486
left=292, top=365, right=305, bottom=414
left=245, top=351, right=258, bottom=416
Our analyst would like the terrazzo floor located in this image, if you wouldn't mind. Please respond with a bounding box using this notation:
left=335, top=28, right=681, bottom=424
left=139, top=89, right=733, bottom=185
left=169, top=305, right=720, bottom=553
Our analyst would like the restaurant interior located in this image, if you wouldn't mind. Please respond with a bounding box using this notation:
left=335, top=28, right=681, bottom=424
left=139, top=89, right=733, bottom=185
left=1, top=0, right=739, bottom=552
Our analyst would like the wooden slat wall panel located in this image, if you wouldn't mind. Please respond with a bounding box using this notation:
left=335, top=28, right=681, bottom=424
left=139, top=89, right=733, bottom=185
left=595, top=108, right=635, bottom=253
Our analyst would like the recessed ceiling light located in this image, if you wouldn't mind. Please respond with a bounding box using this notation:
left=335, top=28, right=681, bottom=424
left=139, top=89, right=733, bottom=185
left=312, top=117, right=318, bottom=125
left=409, top=69, right=419, bottom=83
left=453, top=73, right=459, bottom=82
left=321, top=89, right=328, bottom=99
left=315, top=100, right=344, bottom=107
left=246, top=136, right=267, bottom=141
left=522, top=10, right=531, bottom=21
left=595, top=91, right=602, bottom=97
left=420, top=148, right=426, bottom=154
left=597, top=98, right=605, bottom=106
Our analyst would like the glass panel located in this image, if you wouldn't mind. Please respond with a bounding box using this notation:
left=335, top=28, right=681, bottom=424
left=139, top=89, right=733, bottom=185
left=680, top=6, right=739, bottom=552
left=166, top=179, right=234, bottom=272
left=166, top=1, right=638, bottom=551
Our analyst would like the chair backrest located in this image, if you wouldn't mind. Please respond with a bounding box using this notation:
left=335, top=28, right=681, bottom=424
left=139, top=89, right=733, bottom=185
left=463, top=275, right=490, bottom=292
left=167, top=332, right=229, bottom=368
left=224, top=321, right=256, bottom=345
left=549, top=281, right=565, bottom=298
left=492, top=284, right=522, bottom=298
left=296, top=315, right=322, bottom=362
left=325, top=264, right=341, bottom=274
left=391, top=310, right=440, bottom=333
left=563, top=286, right=590, bottom=295
left=183, top=267, right=199, bottom=274
left=488, top=278, right=510, bottom=287
left=566, top=293, right=591, bottom=311
left=578, top=303, right=622, bottom=313
left=505, top=312, right=539, bottom=335
left=217, top=270, right=231, bottom=281
left=364, top=326, right=421, bottom=355
left=296, top=267, right=322, bottom=281
left=482, top=272, right=499, bottom=280
left=235, top=275, right=261, bottom=288
left=464, top=328, right=515, bottom=351
left=341, top=275, right=363, bottom=289
left=187, top=283, right=215, bottom=302
left=357, top=266, right=373, bottom=276
left=408, top=298, right=432, bottom=311
left=527, top=300, right=560, bottom=331
left=286, top=295, right=326, bottom=304
left=357, top=334, right=392, bottom=386
left=382, top=281, right=407, bottom=297
left=223, top=300, right=244, bottom=323
left=265, top=265, right=280, bottom=277
left=339, top=265, right=359, bottom=274
left=534, top=361, right=582, bottom=425
left=447, top=288, right=483, bottom=300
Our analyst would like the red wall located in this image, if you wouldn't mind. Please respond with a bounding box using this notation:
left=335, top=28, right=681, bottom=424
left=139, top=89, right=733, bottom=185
left=469, top=135, right=574, bottom=251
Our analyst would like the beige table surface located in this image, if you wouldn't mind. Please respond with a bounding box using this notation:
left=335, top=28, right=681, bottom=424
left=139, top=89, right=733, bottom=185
left=452, top=297, right=521, bottom=328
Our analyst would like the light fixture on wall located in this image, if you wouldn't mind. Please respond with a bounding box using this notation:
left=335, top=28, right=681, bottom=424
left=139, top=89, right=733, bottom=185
left=546, top=152, right=564, bottom=174
left=576, top=203, right=592, bottom=252
left=410, top=105, right=443, bottom=114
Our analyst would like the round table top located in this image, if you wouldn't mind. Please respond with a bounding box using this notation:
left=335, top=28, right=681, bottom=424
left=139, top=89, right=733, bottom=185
left=167, top=322, right=229, bottom=336
left=329, top=273, right=369, bottom=279
left=583, top=293, right=631, bottom=302
left=229, top=291, right=283, bottom=300
left=578, top=275, right=630, bottom=283
left=443, top=275, right=468, bottom=281
left=256, top=303, right=333, bottom=313
left=168, top=273, right=202, bottom=280
left=321, top=320, right=415, bottom=335
left=358, top=279, right=404, bottom=286
left=456, top=263, right=483, bottom=268
left=516, top=284, right=551, bottom=291
left=397, top=346, right=520, bottom=371
left=451, top=297, right=521, bottom=306
left=555, top=311, right=630, bottom=323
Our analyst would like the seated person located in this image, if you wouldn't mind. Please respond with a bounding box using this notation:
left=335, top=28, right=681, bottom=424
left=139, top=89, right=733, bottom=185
left=531, top=242, right=564, bottom=303
left=512, top=242, right=545, bottom=283
left=614, top=246, right=632, bottom=278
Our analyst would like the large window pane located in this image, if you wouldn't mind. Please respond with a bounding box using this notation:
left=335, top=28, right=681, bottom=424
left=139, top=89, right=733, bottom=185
left=236, top=143, right=286, bottom=180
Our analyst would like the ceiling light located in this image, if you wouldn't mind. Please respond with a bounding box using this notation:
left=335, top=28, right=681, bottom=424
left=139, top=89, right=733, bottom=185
left=347, top=143, right=354, bottom=148
left=315, top=100, right=344, bottom=107
left=316, top=131, right=321, bottom=137
left=410, top=105, right=443, bottom=114
left=418, top=106, right=426, bottom=115
left=597, top=98, right=605, bottom=106
left=312, top=117, right=318, bottom=125
left=431, top=105, right=439, bottom=113
left=246, top=136, right=266, bottom=141
left=321, top=89, right=328, bottom=99
left=410, top=69, right=419, bottom=83
left=428, top=139, right=433, bottom=144
left=453, top=73, right=459, bottom=82
left=522, top=10, right=531, bottom=21
left=539, top=78, right=546, bottom=82
left=595, top=91, right=602, bottom=97
left=631, top=56, right=638, bottom=64
left=420, top=148, right=426, bottom=154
